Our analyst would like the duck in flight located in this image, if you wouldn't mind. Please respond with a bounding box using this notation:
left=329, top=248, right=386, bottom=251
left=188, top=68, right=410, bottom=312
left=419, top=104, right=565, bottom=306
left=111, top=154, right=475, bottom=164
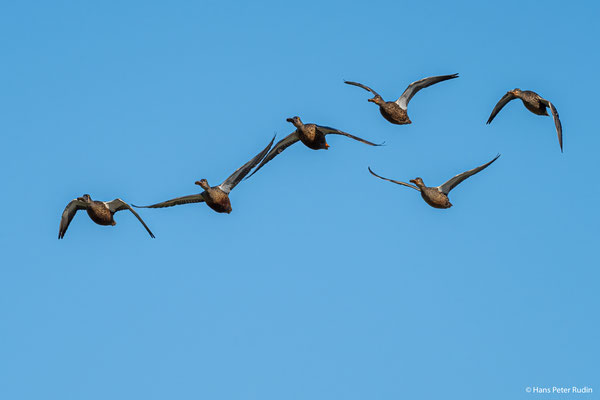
left=486, top=88, right=563, bottom=152
left=344, top=73, right=459, bottom=125
left=368, top=155, right=500, bottom=209
left=133, top=136, right=275, bottom=213
left=58, top=195, right=155, bottom=239
left=245, top=116, right=383, bottom=179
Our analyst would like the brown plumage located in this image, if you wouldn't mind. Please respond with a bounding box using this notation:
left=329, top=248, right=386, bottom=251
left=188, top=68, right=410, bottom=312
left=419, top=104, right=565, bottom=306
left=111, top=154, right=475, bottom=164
left=58, top=194, right=155, bottom=239
left=245, top=116, right=383, bottom=179
left=196, top=179, right=233, bottom=214
left=487, top=88, right=563, bottom=152
left=368, top=155, right=500, bottom=209
left=344, top=74, right=459, bottom=125
left=133, top=136, right=275, bottom=214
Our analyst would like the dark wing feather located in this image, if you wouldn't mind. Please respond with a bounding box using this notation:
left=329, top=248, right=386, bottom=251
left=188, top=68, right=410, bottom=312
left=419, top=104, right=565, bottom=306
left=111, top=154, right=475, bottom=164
left=317, top=125, right=384, bottom=146
left=486, top=92, right=517, bottom=124
left=549, top=102, right=563, bottom=152
left=368, top=167, right=420, bottom=191
left=541, top=99, right=563, bottom=152
left=58, top=199, right=87, bottom=239
left=244, top=132, right=300, bottom=180
left=344, top=80, right=381, bottom=97
left=107, top=199, right=155, bottom=238
left=219, top=135, right=276, bottom=193
left=395, top=73, right=459, bottom=109
left=132, top=194, right=205, bottom=209
left=438, top=154, right=500, bottom=195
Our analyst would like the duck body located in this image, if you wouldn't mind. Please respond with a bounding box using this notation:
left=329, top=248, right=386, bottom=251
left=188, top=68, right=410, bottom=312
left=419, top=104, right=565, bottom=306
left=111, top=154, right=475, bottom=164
left=297, top=124, right=329, bottom=150
left=517, top=90, right=550, bottom=116
left=201, top=187, right=232, bottom=214
left=419, top=187, right=452, bottom=209
left=378, top=101, right=411, bottom=125
left=86, top=201, right=116, bottom=225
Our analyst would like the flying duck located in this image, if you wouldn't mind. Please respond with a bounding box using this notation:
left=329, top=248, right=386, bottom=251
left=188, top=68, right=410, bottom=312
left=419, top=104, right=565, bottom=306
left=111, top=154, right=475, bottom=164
left=245, top=116, right=383, bottom=179
left=344, top=73, right=459, bottom=125
left=486, top=88, right=563, bottom=152
left=368, top=155, right=500, bottom=209
left=133, top=136, right=275, bottom=213
left=58, top=195, right=155, bottom=239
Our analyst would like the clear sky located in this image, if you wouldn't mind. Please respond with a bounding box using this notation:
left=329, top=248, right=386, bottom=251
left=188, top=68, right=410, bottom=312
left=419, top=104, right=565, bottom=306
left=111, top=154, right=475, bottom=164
left=1, top=1, right=598, bottom=399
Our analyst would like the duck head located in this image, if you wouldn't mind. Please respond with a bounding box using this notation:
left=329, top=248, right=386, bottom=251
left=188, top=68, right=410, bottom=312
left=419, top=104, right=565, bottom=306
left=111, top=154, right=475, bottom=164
left=409, top=177, right=425, bottom=188
left=78, top=194, right=92, bottom=203
left=286, top=116, right=303, bottom=128
left=367, top=95, right=385, bottom=106
left=195, top=179, right=211, bottom=190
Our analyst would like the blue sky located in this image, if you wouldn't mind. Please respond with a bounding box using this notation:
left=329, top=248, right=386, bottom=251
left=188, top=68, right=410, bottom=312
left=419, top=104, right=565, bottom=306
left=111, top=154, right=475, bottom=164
left=1, top=1, right=598, bottom=399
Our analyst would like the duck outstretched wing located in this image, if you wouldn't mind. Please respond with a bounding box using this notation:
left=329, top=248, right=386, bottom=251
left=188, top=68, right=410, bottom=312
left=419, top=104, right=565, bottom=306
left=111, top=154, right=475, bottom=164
left=438, top=154, right=500, bottom=195
left=107, top=199, right=155, bottom=238
left=368, top=167, right=420, bottom=191
left=244, top=132, right=300, bottom=180
left=344, top=80, right=381, bottom=97
left=486, top=91, right=517, bottom=124
left=132, top=194, right=205, bottom=209
left=317, top=125, right=384, bottom=146
left=58, top=198, right=87, bottom=239
left=395, top=73, right=459, bottom=110
left=540, top=99, right=563, bottom=152
left=219, top=135, right=276, bottom=193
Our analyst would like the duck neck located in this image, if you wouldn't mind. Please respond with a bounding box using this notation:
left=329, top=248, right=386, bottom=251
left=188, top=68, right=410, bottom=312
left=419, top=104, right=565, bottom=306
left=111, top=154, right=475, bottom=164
left=196, top=181, right=211, bottom=191
left=372, top=97, right=385, bottom=106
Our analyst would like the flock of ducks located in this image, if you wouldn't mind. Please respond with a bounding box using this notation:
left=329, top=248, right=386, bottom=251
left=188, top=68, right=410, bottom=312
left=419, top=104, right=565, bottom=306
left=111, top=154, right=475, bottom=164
left=58, top=74, right=563, bottom=239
